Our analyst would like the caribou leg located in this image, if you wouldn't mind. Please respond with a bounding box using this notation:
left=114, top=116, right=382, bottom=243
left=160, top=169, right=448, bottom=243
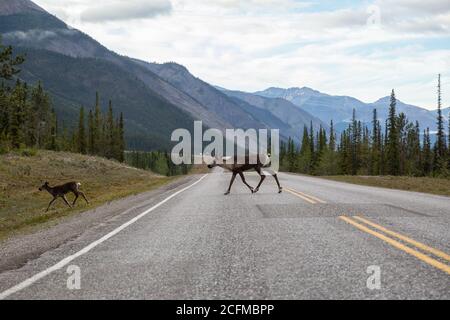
left=253, top=167, right=266, bottom=193
left=72, top=193, right=79, bottom=206
left=77, top=191, right=89, bottom=204
left=225, top=172, right=237, bottom=195
left=238, top=172, right=254, bottom=193
left=272, top=174, right=283, bottom=193
left=73, top=191, right=89, bottom=205
left=79, top=191, right=89, bottom=204
left=61, top=195, right=73, bottom=209
left=46, top=197, right=57, bottom=212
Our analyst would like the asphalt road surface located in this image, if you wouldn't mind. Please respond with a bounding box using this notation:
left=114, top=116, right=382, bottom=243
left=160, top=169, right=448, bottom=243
left=0, top=169, right=449, bottom=299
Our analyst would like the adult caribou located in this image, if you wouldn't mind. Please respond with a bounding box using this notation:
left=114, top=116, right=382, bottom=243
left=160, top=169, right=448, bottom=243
left=207, top=154, right=282, bottom=195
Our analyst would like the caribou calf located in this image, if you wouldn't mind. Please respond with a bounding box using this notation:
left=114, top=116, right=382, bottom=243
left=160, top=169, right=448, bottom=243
left=39, top=181, right=89, bottom=212
left=207, top=155, right=282, bottom=195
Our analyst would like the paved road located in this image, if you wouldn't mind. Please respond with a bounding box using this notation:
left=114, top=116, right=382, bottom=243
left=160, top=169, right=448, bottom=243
left=0, top=169, right=449, bottom=299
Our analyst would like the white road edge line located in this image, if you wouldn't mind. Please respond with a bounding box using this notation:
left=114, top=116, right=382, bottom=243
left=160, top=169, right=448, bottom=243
left=0, top=174, right=208, bottom=300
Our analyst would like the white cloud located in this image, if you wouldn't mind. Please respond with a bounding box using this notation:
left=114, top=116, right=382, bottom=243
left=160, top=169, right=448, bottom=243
left=80, top=0, right=172, bottom=22
left=3, top=28, right=78, bottom=41
left=32, top=0, right=450, bottom=109
left=371, top=0, right=450, bottom=34
left=376, top=0, right=450, bottom=15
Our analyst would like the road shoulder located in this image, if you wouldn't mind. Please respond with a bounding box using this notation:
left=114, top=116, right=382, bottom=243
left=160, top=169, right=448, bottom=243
left=282, top=172, right=450, bottom=198
left=0, top=175, right=200, bottom=273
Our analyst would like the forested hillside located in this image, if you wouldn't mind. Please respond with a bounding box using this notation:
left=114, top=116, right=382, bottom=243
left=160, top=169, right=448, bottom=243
left=15, top=47, right=197, bottom=150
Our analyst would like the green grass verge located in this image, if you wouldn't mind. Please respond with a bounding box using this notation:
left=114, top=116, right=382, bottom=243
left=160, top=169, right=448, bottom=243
left=0, top=150, right=176, bottom=240
left=321, top=175, right=450, bottom=197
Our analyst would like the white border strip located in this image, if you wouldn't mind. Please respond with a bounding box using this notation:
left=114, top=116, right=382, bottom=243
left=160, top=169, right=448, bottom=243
left=0, top=174, right=208, bottom=300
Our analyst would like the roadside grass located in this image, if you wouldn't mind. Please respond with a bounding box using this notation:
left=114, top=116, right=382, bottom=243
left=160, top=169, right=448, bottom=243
left=321, top=175, right=450, bottom=197
left=0, top=150, right=176, bottom=240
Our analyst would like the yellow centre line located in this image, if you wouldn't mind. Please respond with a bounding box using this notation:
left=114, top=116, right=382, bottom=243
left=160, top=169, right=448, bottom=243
left=339, top=216, right=450, bottom=275
left=284, top=187, right=326, bottom=204
left=353, top=216, right=450, bottom=262
left=285, top=188, right=317, bottom=204
left=288, top=189, right=326, bottom=204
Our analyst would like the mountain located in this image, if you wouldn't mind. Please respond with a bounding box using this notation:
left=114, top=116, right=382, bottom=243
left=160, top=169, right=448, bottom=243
left=255, top=87, right=441, bottom=133
left=0, top=0, right=326, bottom=149
left=0, top=6, right=232, bottom=132
left=218, top=88, right=327, bottom=138
left=2, top=0, right=441, bottom=150
left=0, top=0, right=201, bottom=150
left=256, top=87, right=325, bottom=102
left=142, top=61, right=332, bottom=141
left=18, top=48, right=200, bottom=149
left=138, top=61, right=270, bottom=131
left=441, top=107, right=449, bottom=122
left=0, top=0, right=44, bottom=16
left=370, top=96, right=438, bottom=130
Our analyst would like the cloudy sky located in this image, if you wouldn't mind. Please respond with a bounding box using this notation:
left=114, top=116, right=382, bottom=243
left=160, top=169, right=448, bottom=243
left=33, top=0, right=450, bottom=109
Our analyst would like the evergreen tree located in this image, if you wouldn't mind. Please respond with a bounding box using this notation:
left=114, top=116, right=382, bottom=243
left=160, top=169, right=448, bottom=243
left=59, top=121, right=71, bottom=152
left=153, top=151, right=170, bottom=175
left=309, top=121, right=316, bottom=169
left=423, top=128, right=433, bottom=175
left=318, top=126, right=327, bottom=153
left=88, top=110, right=95, bottom=154
left=448, top=112, right=450, bottom=170
left=298, top=125, right=312, bottom=173
left=339, top=129, right=351, bottom=174
left=405, top=121, right=421, bottom=176
left=397, top=112, right=407, bottom=175
left=286, top=137, right=296, bottom=171
left=360, top=126, right=370, bottom=175
left=118, top=112, right=125, bottom=162
left=349, top=109, right=360, bottom=175
left=329, top=120, right=335, bottom=152
left=48, top=108, right=58, bottom=151
left=71, top=131, right=77, bottom=152
left=434, top=74, right=447, bottom=174
left=106, top=100, right=115, bottom=159
left=317, top=123, right=339, bottom=175
left=386, top=89, right=400, bottom=175
left=0, top=83, right=9, bottom=139
left=279, top=141, right=287, bottom=169
left=0, top=39, right=25, bottom=81
left=370, top=108, right=380, bottom=175
left=9, top=81, right=27, bottom=149
left=93, top=92, right=101, bottom=154
left=77, top=106, right=87, bottom=154
left=377, top=121, right=383, bottom=174
left=30, top=81, right=51, bottom=148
